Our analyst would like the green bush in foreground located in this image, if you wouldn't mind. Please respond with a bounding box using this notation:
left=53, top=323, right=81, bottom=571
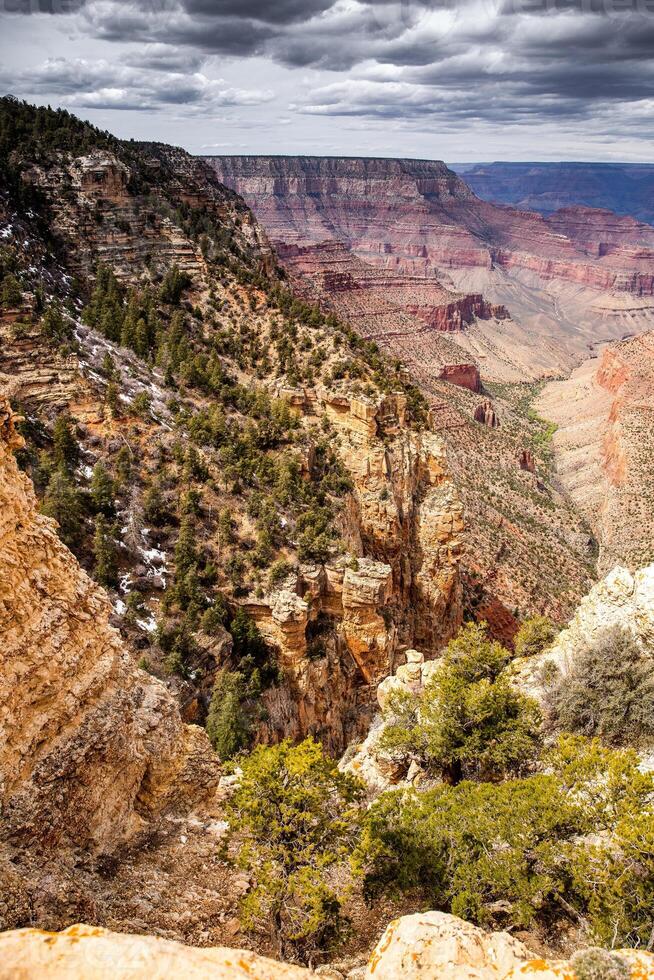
left=226, top=737, right=363, bottom=964
left=355, top=736, right=653, bottom=944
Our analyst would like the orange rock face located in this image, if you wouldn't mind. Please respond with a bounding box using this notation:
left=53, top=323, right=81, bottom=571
left=438, top=363, right=482, bottom=392
left=0, top=395, right=219, bottom=853
left=536, top=331, right=654, bottom=572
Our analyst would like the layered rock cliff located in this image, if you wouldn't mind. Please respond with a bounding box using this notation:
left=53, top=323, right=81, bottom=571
left=237, top=387, right=463, bottom=751
left=0, top=395, right=220, bottom=852
left=209, top=155, right=654, bottom=384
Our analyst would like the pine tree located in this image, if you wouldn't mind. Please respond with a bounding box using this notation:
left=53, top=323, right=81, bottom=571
left=90, top=460, right=115, bottom=515
left=101, top=351, right=117, bottom=378
left=52, top=414, right=79, bottom=474
left=42, top=301, right=72, bottom=343
left=142, top=479, right=167, bottom=525
left=104, top=381, right=120, bottom=417
left=174, top=514, right=198, bottom=577
left=93, top=514, right=118, bottom=587
left=206, top=670, right=251, bottom=759
left=115, top=444, right=132, bottom=483
left=41, top=469, right=83, bottom=549
left=1, top=272, right=22, bottom=308
left=218, top=506, right=234, bottom=545
left=225, top=738, right=362, bottom=962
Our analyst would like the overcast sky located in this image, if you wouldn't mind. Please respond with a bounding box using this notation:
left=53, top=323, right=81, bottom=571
left=1, top=0, right=654, bottom=161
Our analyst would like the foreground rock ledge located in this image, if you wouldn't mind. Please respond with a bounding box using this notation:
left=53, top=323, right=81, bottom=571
left=365, top=912, right=654, bottom=980
left=0, top=924, right=312, bottom=979
left=2, top=915, right=653, bottom=980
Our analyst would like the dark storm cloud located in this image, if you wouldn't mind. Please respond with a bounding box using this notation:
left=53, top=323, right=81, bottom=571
left=4, top=0, right=654, bottom=134
left=182, top=0, right=336, bottom=24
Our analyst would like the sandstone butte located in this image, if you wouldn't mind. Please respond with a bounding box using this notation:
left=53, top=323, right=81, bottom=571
left=1, top=914, right=653, bottom=980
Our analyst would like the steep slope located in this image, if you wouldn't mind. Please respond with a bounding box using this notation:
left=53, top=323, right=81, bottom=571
left=536, top=332, right=654, bottom=573
left=208, top=156, right=654, bottom=383
left=458, top=161, right=654, bottom=225
left=0, top=99, right=463, bottom=756
left=0, top=395, right=220, bottom=853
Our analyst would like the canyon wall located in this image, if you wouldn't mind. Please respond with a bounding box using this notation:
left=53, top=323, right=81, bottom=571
left=0, top=394, right=220, bottom=853
left=536, top=331, right=654, bottom=574
left=238, top=386, right=464, bottom=751
left=208, top=156, right=654, bottom=383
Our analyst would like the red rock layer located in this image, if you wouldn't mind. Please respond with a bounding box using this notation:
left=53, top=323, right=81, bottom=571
left=437, top=364, right=481, bottom=392
left=208, top=157, right=654, bottom=297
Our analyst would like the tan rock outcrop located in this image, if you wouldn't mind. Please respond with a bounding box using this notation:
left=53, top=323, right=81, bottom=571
left=0, top=397, right=219, bottom=852
left=0, top=924, right=312, bottom=979
left=2, top=916, right=652, bottom=980
left=342, top=648, right=440, bottom=790
left=364, top=912, right=654, bottom=980
left=247, top=388, right=463, bottom=680
left=365, top=911, right=530, bottom=980
left=513, top=562, right=654, bottom=699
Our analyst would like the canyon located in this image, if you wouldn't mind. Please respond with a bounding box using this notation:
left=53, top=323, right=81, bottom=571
left=2, top=99, right=654, bottom=978
left=536, top=332, right=654, bottom=574
left=208, top=155, right=654, bottom=384
left=207, top=154, right=654, bottom=626
left=0, top=101, right=468, bottom=762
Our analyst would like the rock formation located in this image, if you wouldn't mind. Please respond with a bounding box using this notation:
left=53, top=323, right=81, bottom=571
left=23, top=146, right=271, bottom=285
left=513, top=562, right=654, bottom=699
left=366, top=912, right=654, bottom=980
left=234, top=387, right=464, bottom=751
left=0, top=925, right=312, bottom=979
left=0, top=395, right=219, bottom=852
left=365, top=912, right=531, bottom=980
left=473, top=401, right=500, bottom=428
left=6, top=914, right=652, bottom=980
left=438, top=363, right=481, bottom=392
left=342, top=647, right=439, bottom=790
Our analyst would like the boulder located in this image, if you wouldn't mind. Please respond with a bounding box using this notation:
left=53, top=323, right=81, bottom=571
left=503, top=949, right=654, bottom=979
left=364, top=911, right=530, bottom=980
